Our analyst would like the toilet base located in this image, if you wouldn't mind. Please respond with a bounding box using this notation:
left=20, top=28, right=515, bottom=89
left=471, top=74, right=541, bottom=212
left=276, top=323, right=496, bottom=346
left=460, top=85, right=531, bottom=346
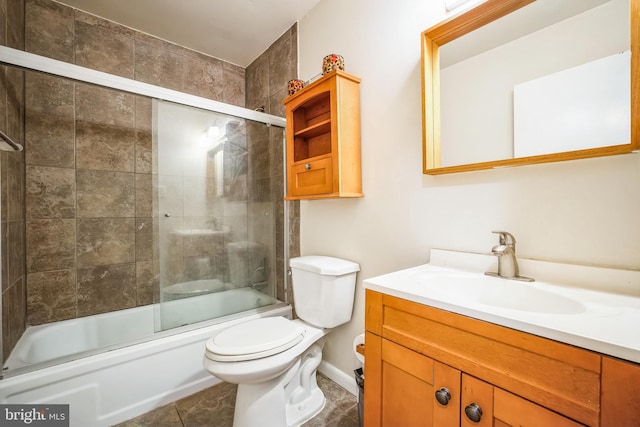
left=286, top=386, right=325, bottom=427
left=231, top=340, right=326, bottom=427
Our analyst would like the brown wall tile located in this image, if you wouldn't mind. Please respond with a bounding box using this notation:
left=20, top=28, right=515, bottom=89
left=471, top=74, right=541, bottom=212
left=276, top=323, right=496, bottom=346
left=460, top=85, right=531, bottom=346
left=245, top=54, right=269, bottom=111
left=2, top=277, right=25, bottom=361
left=7, top=220, right=24, bottom=286
left=135, top=217, right=154, bottom=262
left=25, top=113, right=75, bottom=168
left=26, top=269, right=76, bottom=325
left=6, top=0, right=25, bottom=50
left=222, top=62, right=245, bottom=107
left=5, top=67, right=24, bottom=154
left=182, top=51, right=223, bottom=100
left=26, top=165, right=76, bottom=219
left=76, top=83, right=135, bottom=127
left=25, top=72, right=75, bottom=168
left=6, top=154, right=23, bottom=221
left=0, top=154, right=6, bottom=222
left=75, top=122, right=135, bottom=172
left=134, top=38, right=183, bottom=91
left=135, top=173, right=152, bottom=217
left=25, top=0, right=74, bottom=62
left=0, top=67, right=7, bottom=134
left=77, top=263, right=136, bottom=316
left=76, top=218, right=135, bottom=267
left=77, top=170, right=135, bottom=218
left=0, top=1, right=7, bottom=47
left=136, top=260, right=158, bottom=305
left=74, top=13, right=134, bottom=79
left=135, top=96, right=153, bottom=173
left=268, top=29, right=295, bottom=97
left=26, top=219, right=76, bottom=273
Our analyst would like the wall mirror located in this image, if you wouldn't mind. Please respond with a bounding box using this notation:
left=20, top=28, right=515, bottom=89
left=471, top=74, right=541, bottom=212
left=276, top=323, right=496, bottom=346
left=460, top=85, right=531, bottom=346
left=421, top=0, right=639, bottom=174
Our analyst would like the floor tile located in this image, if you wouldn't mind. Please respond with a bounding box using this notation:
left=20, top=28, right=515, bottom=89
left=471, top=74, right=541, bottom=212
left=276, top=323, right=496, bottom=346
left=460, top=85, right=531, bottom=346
left=114, top=373, right=359, bottom=427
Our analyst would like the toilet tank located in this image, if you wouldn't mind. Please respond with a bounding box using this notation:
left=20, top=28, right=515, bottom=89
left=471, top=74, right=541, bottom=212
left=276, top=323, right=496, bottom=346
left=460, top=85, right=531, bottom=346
left=289, top=256, right=360, bottom=328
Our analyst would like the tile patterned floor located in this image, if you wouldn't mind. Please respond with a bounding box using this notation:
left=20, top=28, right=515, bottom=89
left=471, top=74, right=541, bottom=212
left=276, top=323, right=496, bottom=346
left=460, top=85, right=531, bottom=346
left=114, top=373, right=360, bottom=427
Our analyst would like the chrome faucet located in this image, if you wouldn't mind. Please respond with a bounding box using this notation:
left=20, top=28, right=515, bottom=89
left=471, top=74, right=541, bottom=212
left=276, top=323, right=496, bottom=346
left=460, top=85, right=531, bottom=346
left=485, top=231, right=534, bottom=282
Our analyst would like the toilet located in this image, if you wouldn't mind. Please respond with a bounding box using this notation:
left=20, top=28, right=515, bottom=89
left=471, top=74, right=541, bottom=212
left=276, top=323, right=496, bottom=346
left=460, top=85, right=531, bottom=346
left=203, top=255, right=360, bottom=427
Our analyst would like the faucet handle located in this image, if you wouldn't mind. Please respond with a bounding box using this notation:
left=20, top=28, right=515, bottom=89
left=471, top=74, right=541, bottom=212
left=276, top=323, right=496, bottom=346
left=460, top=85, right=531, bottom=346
left=491, top=230, right=516, bottom=246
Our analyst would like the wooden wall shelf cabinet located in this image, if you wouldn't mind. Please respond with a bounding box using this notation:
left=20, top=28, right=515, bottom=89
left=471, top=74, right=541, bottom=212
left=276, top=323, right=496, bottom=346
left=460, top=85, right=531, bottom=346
left=364, top=290, right=640, bottom=427
left=283, top=70, right=363, bottom=200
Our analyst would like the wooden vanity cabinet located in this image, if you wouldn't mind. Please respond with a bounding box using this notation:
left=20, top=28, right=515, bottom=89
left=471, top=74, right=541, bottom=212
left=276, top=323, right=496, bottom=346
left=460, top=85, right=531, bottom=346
left=282, top=70, right=362, bottom=200
left=364, top=290, right=607, bottom=427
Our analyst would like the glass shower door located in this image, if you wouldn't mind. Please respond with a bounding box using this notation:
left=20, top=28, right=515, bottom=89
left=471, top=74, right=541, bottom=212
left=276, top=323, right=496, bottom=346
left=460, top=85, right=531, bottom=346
left=154, top=100, right=278, bottom=331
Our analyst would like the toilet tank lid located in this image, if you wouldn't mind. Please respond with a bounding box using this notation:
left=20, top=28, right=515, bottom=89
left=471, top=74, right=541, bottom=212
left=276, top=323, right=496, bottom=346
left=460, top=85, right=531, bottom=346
left=290, top=256, right=360, bottom=276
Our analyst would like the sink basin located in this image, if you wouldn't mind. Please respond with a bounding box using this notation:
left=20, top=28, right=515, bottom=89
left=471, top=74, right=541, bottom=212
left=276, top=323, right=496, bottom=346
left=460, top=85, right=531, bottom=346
left=419, top=271, right=585, bottom=314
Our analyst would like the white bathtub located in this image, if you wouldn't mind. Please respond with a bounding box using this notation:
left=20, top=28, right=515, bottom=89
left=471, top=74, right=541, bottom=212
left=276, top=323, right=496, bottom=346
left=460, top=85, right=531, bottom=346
left=0, top=288, right=291, bottom=427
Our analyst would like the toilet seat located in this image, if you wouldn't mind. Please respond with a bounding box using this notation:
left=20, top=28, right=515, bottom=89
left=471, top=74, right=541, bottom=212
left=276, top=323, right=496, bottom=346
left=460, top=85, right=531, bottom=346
left=205, top=317, right=305, bottom=362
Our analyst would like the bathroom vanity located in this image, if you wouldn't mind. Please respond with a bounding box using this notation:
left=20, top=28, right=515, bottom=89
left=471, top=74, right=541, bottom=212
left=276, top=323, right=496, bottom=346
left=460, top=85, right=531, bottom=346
left=363, top=250, right=640, bottom=427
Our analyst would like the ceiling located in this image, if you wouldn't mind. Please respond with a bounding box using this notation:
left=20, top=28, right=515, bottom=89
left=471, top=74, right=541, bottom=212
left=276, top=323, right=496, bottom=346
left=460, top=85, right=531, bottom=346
left=56, top=0, right=322, bottom=67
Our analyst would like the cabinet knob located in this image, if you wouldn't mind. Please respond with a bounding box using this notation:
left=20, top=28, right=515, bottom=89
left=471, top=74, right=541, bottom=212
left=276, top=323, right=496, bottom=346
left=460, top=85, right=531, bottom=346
left=434, top=387, right=451, bottom=406
left=464, top=403, right=483, bottom=423
left=304, top=163, right=311, bottom=170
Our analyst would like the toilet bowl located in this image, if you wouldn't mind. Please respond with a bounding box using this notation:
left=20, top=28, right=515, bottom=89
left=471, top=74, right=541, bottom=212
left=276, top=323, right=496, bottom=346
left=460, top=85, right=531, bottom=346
left=202, top=256, right=359, bottom=427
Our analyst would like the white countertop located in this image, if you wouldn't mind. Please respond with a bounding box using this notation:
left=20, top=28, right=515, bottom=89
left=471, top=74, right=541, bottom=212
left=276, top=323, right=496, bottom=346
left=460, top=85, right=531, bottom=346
left=363, top=249, right=640, bottom=363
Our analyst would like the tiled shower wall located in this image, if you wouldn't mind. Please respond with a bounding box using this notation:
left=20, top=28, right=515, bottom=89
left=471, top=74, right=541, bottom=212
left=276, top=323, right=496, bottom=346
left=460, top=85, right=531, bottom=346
left=0, top=0, right=26, bottom=363
left=245, top=25, right=300, bottom=305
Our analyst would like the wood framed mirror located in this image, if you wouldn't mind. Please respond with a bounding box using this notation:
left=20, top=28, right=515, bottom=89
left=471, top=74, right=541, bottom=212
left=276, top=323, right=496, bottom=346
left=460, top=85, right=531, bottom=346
left=421, top=0, right=639, bottom=174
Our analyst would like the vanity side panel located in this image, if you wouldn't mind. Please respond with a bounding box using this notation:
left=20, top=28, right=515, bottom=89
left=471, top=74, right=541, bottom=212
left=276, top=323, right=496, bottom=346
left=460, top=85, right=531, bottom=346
left=364, top=331, right=382, bottom=427
left=379, top=294, right=601, bottom=426
left=601, top=356, right=640, bottom=427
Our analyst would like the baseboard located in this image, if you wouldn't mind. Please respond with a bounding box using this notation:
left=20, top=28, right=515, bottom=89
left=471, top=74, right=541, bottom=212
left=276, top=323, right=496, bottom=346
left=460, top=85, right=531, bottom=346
left=318, top=360, right=358, bottom=397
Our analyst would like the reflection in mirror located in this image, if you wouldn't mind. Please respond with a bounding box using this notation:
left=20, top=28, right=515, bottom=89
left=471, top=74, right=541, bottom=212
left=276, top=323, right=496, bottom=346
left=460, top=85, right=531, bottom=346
left=421, top=0, right=639, bottom=174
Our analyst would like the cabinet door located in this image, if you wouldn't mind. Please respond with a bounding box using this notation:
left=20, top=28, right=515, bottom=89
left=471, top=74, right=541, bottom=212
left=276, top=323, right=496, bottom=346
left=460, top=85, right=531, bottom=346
left=461, top=374, right=493, bottom=427
left=364, top=333, right=461, bottom=427
left=433, top=361, right=461, bottom=427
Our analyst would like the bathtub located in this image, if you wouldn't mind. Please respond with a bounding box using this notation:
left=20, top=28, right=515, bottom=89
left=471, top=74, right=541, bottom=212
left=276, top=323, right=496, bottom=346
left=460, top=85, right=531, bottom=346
left=0, top=287, right=291, bottom=427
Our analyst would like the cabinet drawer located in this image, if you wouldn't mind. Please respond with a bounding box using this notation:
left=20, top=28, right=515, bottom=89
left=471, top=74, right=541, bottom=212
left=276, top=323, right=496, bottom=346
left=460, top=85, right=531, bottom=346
left=289, top=157, right=333, bottom=196
left=366, top=291, right=601, bottom=426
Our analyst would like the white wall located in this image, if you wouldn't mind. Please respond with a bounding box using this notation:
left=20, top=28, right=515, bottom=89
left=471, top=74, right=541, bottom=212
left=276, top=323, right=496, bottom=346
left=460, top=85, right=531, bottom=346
left=297, top=0, right=640, bottom=379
